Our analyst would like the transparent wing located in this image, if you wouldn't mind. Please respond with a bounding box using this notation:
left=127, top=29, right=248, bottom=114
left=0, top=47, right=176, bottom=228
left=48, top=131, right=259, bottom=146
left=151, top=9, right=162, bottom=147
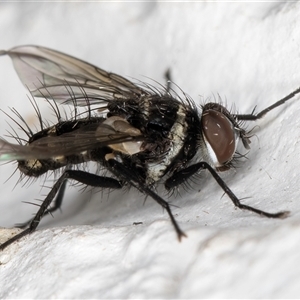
left=0, top=45, right=148, bottom=106
left=0, top=117, right=143, bottom=161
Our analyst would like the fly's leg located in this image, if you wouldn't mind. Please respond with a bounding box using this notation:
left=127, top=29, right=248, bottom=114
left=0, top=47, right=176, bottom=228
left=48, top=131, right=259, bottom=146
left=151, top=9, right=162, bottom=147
left=0, top=170, right=122, bottom=250
left=165, top=163, right=204, bottom=190
left=16, top=179, right=68, bottom=229
left=0, top=172, right=69, bottom=250
left=165, top=161, right=289, bottom=219
left=164, top=69, right=172, bottom=93
left=107, top=159, right=187, bottom=241
left=235, top=87, right=300, bottom=121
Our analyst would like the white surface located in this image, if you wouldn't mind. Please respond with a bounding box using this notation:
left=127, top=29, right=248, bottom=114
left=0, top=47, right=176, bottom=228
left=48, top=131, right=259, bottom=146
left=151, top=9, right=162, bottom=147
left=1, top=2, right=300, bottom=298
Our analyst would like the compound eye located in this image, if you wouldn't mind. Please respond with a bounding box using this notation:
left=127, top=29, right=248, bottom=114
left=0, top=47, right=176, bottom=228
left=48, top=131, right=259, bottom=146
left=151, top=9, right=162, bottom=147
left=202, top=109, right=236, bottom=165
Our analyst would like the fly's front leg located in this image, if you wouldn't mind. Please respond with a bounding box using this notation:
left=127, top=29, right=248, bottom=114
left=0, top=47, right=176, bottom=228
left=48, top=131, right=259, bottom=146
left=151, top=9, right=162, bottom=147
left=235, top=87, right=300, bottom=121
left=165, top=161, right=289, bottom=218
left=165, top=163, right=203, bottom=190
left=0, top=170, right=122, bottom=250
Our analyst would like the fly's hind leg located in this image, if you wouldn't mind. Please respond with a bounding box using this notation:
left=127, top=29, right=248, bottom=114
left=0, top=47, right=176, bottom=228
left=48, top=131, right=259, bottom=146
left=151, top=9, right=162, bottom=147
left=16, top=178, right=69, bottom=229
left=0, top=170, right=122, bottom=250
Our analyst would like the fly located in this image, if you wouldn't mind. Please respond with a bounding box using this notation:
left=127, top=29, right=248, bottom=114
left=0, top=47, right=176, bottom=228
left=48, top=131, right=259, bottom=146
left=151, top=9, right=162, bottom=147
left=0, top=45, right=300, bottom=250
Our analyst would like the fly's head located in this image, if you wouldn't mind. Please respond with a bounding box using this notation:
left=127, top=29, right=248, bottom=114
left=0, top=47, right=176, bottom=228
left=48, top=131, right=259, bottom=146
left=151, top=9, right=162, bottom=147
left=200, top=102, right=251, bottom=171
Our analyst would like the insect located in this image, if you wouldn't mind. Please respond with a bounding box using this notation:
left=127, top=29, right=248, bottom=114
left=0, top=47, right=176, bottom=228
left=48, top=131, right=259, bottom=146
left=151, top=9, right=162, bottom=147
left=0, top=45, right=299, bottom=250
